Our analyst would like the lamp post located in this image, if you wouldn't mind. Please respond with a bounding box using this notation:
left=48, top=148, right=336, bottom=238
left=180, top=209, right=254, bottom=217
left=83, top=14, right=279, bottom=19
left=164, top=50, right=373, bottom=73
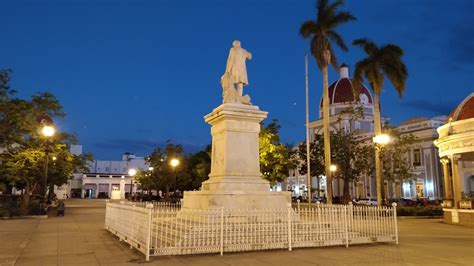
left=128, top=168, right=137, bottom=200
left=41, top=125, right=55, bottom=209
left=170, top=159, right=180, bottom=196
left=373, top=133, right=391, bottom=206
left=147, top=166, right=154, bottom=197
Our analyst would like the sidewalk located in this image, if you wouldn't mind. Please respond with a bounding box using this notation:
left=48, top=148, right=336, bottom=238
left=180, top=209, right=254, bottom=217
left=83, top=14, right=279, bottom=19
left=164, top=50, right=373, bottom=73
left=0, top=199, right=473, bottom=265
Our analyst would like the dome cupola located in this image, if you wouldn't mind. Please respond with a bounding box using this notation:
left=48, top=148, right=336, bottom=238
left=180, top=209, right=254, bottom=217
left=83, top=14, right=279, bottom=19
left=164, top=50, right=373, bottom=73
left=320, top=64, right=373, bottom=108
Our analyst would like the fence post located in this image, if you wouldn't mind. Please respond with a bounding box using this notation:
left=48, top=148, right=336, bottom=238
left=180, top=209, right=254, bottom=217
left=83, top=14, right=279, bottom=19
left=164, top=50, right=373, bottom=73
left=104, top=201, right=109, bottom=230
left=130, top=205, right=136, bottom=249
left=145, top=204, right=153, bottom=261
left=220, top=207, right=224, bottom=256
left=392, top=202, right=398, bottom=244
left=344, top=205, right=349, bottom=247
left=287, top=203, right=292, bottom=251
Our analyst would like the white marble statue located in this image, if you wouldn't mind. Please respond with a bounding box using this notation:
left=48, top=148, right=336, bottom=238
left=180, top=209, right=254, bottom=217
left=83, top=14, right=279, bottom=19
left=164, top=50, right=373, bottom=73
left=221, top=40, right=252, bottom=105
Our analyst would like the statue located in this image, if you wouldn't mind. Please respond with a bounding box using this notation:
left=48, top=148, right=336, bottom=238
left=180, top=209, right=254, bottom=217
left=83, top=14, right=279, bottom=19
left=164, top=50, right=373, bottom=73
left=221, top=40, right=252, bottom=105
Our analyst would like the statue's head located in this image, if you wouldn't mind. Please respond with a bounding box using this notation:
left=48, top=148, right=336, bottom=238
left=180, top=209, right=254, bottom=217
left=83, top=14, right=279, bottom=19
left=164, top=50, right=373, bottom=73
left=232, top=40, right=241, bottom=47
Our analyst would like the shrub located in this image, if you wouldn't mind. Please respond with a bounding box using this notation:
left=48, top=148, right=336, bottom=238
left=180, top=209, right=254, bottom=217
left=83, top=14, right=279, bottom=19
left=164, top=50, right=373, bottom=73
left=397, top=206, right=443, bottom=217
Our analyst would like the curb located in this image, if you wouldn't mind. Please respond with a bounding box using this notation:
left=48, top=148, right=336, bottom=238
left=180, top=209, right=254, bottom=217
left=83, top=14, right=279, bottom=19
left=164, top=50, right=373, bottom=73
left=398, top=216, right=443, bottom=219
left=1, top=215, right=48, bottom=220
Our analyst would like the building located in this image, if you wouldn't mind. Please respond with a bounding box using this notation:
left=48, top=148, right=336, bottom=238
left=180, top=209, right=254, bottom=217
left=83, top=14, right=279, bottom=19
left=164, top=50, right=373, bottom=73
left=56, top=147, right=149, bottom=199
left=397, top=116, right=446, bottom=199
left=434, top=93, right=474, bottom=224
left=283, top=64, right=446, bottom=200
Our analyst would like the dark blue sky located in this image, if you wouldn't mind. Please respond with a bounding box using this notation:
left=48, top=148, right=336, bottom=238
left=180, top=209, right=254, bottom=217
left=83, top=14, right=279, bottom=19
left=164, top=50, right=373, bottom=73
left=3, top=0, right=473, bottom=159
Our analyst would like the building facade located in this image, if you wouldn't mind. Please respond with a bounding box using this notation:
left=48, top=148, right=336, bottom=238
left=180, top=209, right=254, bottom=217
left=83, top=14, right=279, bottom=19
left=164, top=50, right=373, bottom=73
left=55, top=147, right=149, bottom=199
left=282, top=64, right=446, bottom=200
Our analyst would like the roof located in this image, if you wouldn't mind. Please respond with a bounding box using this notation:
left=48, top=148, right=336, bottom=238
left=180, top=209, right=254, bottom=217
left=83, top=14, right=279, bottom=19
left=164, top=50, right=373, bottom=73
left=445, top=92, right=474, bottom=123
left=319, top=78, right=373, bottom=107
left=400, top=117, right=430, bottom=126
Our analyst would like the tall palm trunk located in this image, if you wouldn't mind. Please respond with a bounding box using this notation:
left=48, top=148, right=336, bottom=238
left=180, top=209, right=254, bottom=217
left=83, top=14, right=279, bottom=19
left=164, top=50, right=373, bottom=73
left=322, top=50, right=332, bottom=204
left=373, top=90, right=383, bottom=206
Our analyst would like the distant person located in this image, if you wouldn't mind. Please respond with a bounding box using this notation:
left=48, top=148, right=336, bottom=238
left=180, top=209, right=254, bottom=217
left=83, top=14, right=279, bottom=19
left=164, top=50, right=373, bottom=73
left=57, top=200, right=65, bottom=217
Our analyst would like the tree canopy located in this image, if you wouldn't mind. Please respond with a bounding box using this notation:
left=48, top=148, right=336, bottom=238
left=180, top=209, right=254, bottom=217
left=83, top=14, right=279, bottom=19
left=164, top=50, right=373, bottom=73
left=259, top=120, right=295, bottom=185
left=0, top=70, right=91, bottom=209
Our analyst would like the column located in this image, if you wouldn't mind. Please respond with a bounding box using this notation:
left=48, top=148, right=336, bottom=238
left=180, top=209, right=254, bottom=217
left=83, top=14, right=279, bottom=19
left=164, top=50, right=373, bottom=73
left=440, top=158, right=452, bottom=199
left=450, top=155, right=461, bottom=208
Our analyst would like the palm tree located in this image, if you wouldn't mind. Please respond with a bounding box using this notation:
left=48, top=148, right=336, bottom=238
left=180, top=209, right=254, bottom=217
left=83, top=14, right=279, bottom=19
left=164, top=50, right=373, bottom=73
left=352, top=38, right=408, bottom=206
left=300, top=0, right=356, bottom=204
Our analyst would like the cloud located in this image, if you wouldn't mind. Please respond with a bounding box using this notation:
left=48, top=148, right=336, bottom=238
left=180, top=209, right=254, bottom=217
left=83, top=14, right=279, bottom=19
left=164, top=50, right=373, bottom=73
left=402, top=99, right=455, bottom=115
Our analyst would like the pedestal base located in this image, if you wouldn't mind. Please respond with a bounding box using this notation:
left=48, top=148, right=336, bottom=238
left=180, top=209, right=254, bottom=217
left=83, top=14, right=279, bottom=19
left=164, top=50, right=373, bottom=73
left=183, top=190, right=291, bottom=210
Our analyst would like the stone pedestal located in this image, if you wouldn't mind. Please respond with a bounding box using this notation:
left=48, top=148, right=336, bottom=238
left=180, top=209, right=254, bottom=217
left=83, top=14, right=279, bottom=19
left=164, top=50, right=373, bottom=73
left=183, top=103, right=290, bottom=210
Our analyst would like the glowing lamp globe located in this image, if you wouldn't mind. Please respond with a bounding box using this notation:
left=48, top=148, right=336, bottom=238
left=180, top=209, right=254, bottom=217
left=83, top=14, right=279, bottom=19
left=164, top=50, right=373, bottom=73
left=41, top=125, right=56, bottom=137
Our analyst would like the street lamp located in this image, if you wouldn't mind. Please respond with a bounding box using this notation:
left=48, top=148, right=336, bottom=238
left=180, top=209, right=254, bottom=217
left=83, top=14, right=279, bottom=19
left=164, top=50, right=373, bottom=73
left=373, top=133, right=392, bottom=206
left=41, top=125, right=55, bottom=137
left=170, top=159, right=180, bottom=196
left=329, top=164, right=337, bottom=172
left=373, top=134, right=391, bottom=146
left=41, top=124, right=55, bottom=208
left=128, top=168, right=137, bottom=200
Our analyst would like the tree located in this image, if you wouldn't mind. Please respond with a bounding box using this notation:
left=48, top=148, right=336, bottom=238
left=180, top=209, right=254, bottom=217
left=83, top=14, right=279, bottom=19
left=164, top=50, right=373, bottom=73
left=145, top=141, right=186, bottom=198
left=379, top=127, right=417, bottom=197
left=300, top=0, right=356, bottom=203
left=187, top=145, right=211, bottom=190
left=0, top=70, right=90, bottom=210
left=352, top=38, right=408, bottom=205
left=259, top=120, right=295, bottom=185
left=296, top=136, right=325, bottom=195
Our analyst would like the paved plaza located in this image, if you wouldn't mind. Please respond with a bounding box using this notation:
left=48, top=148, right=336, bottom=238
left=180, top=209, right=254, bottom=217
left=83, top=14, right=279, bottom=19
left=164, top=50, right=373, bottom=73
left=0, top=199, right=473, bottom=266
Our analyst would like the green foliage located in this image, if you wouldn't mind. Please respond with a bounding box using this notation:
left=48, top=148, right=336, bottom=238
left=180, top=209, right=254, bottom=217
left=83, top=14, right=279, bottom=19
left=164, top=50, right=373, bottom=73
left=0, top=69, right=14, bottom=100
left=380, top=126, right=418, bottom=182
left=397, top=206, right=443, bottom=217
left=299, top=0, right=356, bottom=69
left=297, top=105, right=373, bottom=202
left=187, top=145, right=211, bottom=189
left=0, top=92, right=64, bottom=147
left=296, top=138, right=324, bottom=178
left=259, top=120, right=295, bottom=185
left=0, top=70, right=90, bottom=209
left=144, top=141, right=186, bottom=196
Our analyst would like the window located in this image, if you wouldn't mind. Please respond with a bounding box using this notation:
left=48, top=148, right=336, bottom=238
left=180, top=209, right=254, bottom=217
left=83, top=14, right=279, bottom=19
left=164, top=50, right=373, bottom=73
left=105, top=167, right=110, bottom=172
left=413, top=149, right=422, bottom=166
left=355, top=121, right=361, bottom=130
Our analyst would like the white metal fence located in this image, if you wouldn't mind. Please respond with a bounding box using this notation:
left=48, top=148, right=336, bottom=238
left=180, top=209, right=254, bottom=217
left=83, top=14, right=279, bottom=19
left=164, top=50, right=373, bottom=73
left=105, top=202, right=398, bottom=261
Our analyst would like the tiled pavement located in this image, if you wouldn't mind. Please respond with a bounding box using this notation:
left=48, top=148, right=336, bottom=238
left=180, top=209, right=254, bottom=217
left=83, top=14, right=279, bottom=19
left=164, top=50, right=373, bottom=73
left=1, top=199, right=473, bottom=266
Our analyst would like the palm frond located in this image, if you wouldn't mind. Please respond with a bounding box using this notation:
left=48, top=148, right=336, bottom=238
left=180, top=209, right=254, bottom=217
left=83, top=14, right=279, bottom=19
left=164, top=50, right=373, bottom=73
left=326, top=0, right=345, bottom=17
left=317, top=0, right=330, bottom=21
left=300, top=20, right=318, bottom=38
left=352, top=38, right=378, bottom=56
left=328, top=30, right=348, bottom=51
left=327, top=43, right=339, bottom=71
left=381, top=60, right=408, bottom=97
left=311, top=35, right=325, bottom=69
left=380, top=44, right=404, bottom=57
left=329, top=11, right=357, bottom=28
left=353, top=59, right=371, bottom=96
